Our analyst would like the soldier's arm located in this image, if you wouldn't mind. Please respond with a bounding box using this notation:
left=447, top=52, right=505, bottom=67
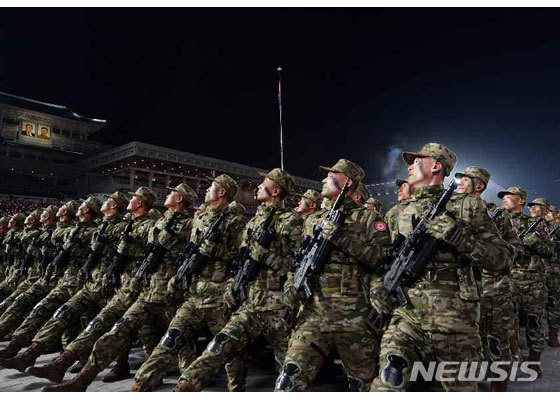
left=275, top=212, right=304, bottom=271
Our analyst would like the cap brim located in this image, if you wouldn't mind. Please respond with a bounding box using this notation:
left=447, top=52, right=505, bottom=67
left=319, top=166, right=333, bottom=173
left=497, top=191, right=514, bottom=199
left=257, top=172, right=269, bottom=179
left=203, top=175, right=216, bottom=183
left=166, top=186, right=176, bottom=191
left=395, top=179, right=407, bottom=187
left=402, top=152, right=427, bottom=165
left=527, top=202, right=547, bottom=208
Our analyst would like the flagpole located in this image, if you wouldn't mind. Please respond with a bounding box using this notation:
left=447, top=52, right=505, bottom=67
left=277, top=66, right=285, bottom=170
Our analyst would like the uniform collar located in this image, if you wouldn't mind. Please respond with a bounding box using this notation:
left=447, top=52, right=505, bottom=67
left=412, top=184, right=444, bottom=199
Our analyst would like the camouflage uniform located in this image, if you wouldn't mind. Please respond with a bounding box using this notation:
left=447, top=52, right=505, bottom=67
left=134, top=175, right=247, bottom=391
left=365, top=198, right=383, bottom=216
left=295, top=189, right=322, bottom=222
left=277, top=159, right=391, bottom=392
left=8, top=197, right=130, bottom=371
left=0, top=214, right=25, bottom=301
left=0, top=216, right=9, bottom=282
left=370, top=144, right=512, bottom=392
left=504, top=192, right=551, bottom=355
left=0, top=213, right=76, bottom=342
left=175, top=168, right=303, bottom=392
left=48, top=184, right=195, bottom=391
left=0, top=199, right=99, bottom=359
left=547, top=215, right=560, bottom=342
left=0, top=210, right=54, bottom=317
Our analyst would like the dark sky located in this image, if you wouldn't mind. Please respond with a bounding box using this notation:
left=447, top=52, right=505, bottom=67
left=1, top=8, right=559, bottom=204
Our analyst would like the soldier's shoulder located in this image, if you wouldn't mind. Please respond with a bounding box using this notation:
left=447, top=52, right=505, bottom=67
left=277, top=207, right=303, bottom=224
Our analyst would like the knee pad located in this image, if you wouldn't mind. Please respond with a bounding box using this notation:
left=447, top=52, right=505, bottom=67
left=53, top=304, right=71, bottom=322
left=347, top=376, right=364, bottom=392
left=381, top=354, right=408, bottom=389
left=14, top=293, right=26, bottom=305
left=527, top=314, right=539, bottom=329
left=548, top=296, right=556, bottom=308
left=274, top=362, right=300, bottom=392
left=84, top=316, right=103, bottom=334
left=487, top=335, right=502, bottom=359
left=159, top=326, right=182, bottom=351
left=109, top=317, right=127, bottom=334
left=207, top=332, right=229, bottom=355
left=29, top=300, right=45, bottom=318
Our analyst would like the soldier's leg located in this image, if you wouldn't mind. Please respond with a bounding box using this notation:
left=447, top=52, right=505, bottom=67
left=370, top=316, right=426, bottom=392
left=275, top=314, right=330, bottom=392
left=335, top=328, right=381, bottom=391
left=174, top=303, right=262, bottom=391
left=2, top=284, right=71, bottom=353
left=0, top=280, right=16, bottom=302
left=134, top=300, right=201, bottom=390
left=64, top=291, right=132, bottom=362
left=522, top=281, right=546, bottom=354
left=546, top=273, right=560, bottom=346
left=0, top=280, right=32, bottom=315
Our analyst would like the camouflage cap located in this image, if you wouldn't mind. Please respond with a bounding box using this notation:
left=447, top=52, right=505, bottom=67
left=105, top=191, right=129, bottom=212
left=228, top=200, right=246, bottom=215
left=0, top=216, right=10, bottom=226
left=204, top=174, right=239, bottom=200
left=43, top=205, right=59, bottom=220
left=355, top=183, right=370, bottom=201
left=128, top=186, right=157, bottom=208
left=320, top=159, right=365, bottom=185
left=549, top=205, right=558, bottom=213
left=27, top=209, right=42, bottom=221
left=402, top=143, right=457, bottom=176
left=395, top=179, right=408, bottom=187
left=455, top=166, right=491, bottom=186
left=295, top=189, right=322, bottom=206
left=167, top=183, right=198, bottom=205
left=497, top=186, right=527, bottom=200
left=258, top=168, right=295, bottom=194
left=10, top=213, right=25, bottom=225
left=528, top=198, right=551, bottom=209
left=83, top=196, right=103, bottom=215
left=366, top=198, right=383, bottom=209
left=63, top=200, right=80, bottom=216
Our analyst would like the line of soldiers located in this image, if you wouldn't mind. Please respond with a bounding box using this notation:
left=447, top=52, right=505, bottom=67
left=0, top=141, right=558, bottom=392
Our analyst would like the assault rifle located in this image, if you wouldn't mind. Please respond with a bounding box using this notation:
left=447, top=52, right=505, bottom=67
left=107, top=219, right=134, bottom=287
left=47, top=225, right=82, bottom=283
left=38, top=229, right=55, bottom=278
left=382, top=179, right=458, bottom=307
left=136, top=212, right=180, bottom=286
left=232, top=207, right=277, bottom=302
left=78, top=221, right=109, bottom=285
left=490, top=207, right=503, bottom=221
left=550, top=225, right=559, bottom=238
left=17, top=235, right=40, bottom=280
left=518, top=217, right=544, bottom=240
left=293, top=180, right=351, bottom=298
left=176, top=212, right=226, bottom=289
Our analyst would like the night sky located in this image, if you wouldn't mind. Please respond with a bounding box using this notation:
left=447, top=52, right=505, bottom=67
left=1, top=8, right=559, bottom=204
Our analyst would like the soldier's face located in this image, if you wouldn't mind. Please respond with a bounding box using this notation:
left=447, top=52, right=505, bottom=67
left=40, top=210, right=51, bottom=224
left=298, top=197, right=310, bottom=212
left=502, top=194, right=523, bottom=211
left=398, top=182, right=411, bottom=202
left=56, top=205, right=67, bottom=218
left=77, top=202, right=91, bottom=221
left=101, top=199, right=117, bottom=215
left=365, top=202, right=375, bottom=210
left=164, top=190, right=183, bottom=208
left=545, top=210, right=555, bottom=221
left=205, top=182, right=222, bottom=204
left=457, top=177, right=474, bottom=194
left=351, top=192, right=364, bottom=205
left=407, top=157, right=432, bottom=186
left=321, top=172, right=348, bottom=199
left=8, top=218, right=16, bottom=229
left=128, top=196, right=141, bottom=211
left=530, top=205, right=547, bottom=218
left=256, top=178, right=278, bottom=202
left=24, top=215, right=36, bottom=227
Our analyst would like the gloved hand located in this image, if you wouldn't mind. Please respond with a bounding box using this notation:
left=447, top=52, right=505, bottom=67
left=370, top=285, right=395, bottom=316
left=199, top=240, right=218, bottom=258
left=425, top=214, right=474, bottom=252
left=320, top=219, right=342, bottom=242
left=249, top=241, right=269, bottom=263
left=283, top=282, right=302, bottom=308
left=166, top=275, right=182, bottom=304
left=223, top=280, right=237, bottom=310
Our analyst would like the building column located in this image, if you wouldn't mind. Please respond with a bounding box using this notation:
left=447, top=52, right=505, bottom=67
left=129, top=168, right=135, bottom=189
left=165, top=174, right=171, bottom=188
left=148, top=172, right=154, bottom=189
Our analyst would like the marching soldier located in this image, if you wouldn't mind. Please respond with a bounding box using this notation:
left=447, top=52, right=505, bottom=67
left=501, top=191, right=551, bottom=376
left=545, top=205, right=560, bottom=347
left=0, top=216, right=10, bottom=282
left=395, top=179, right=413, bottom=203
left=365, top=198, right=383, bottom=216
left=26, top=188, right=158, bottom=385
left=0, top=202, right=76, bottom=348
left=131, top=174, right=247, bottom=391
left=172, top=168, right=303, bottom=392
left=0, top=198, right=100, bottom=363
left=276, top=159, right=391, bottom=391
left=44, top=183, right=196, bottom=391
left=370, top=143, right=511, bottom=391
left=0, top=207, right=57, bottom=317
left=295, top=189, right=322, bottom=219
left=3, top=192, right=129, bottom=373
left=0, top=213, right=25, bottom=301
left=456, top=166, right=519, bottom=391
left=352, top=183, right=369, bottom=206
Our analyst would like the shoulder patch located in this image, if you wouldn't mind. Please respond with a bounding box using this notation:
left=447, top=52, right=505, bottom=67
left=374, top=221, right=387, bottom=232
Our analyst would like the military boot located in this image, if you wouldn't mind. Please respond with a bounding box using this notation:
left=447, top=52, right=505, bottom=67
left=490, top=381, right=508, bottom=392
left=42, top=364, right=101, bottom=392
left=130, top=380, right=152, bottom=392
left=528, top=349, right=543, bottom=378
left=0, top=340, right=21, bottom=359
left=0, top=342, right=46, bottom=372
left=26, top=350, right=78, bottom=383
left=102, top=352, right=130, bottom=382
left=548, top=327, right=560, bottom=347
left=69, top=360, right=84, bottom=373
left=172, top=378, right=199, bottom=392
